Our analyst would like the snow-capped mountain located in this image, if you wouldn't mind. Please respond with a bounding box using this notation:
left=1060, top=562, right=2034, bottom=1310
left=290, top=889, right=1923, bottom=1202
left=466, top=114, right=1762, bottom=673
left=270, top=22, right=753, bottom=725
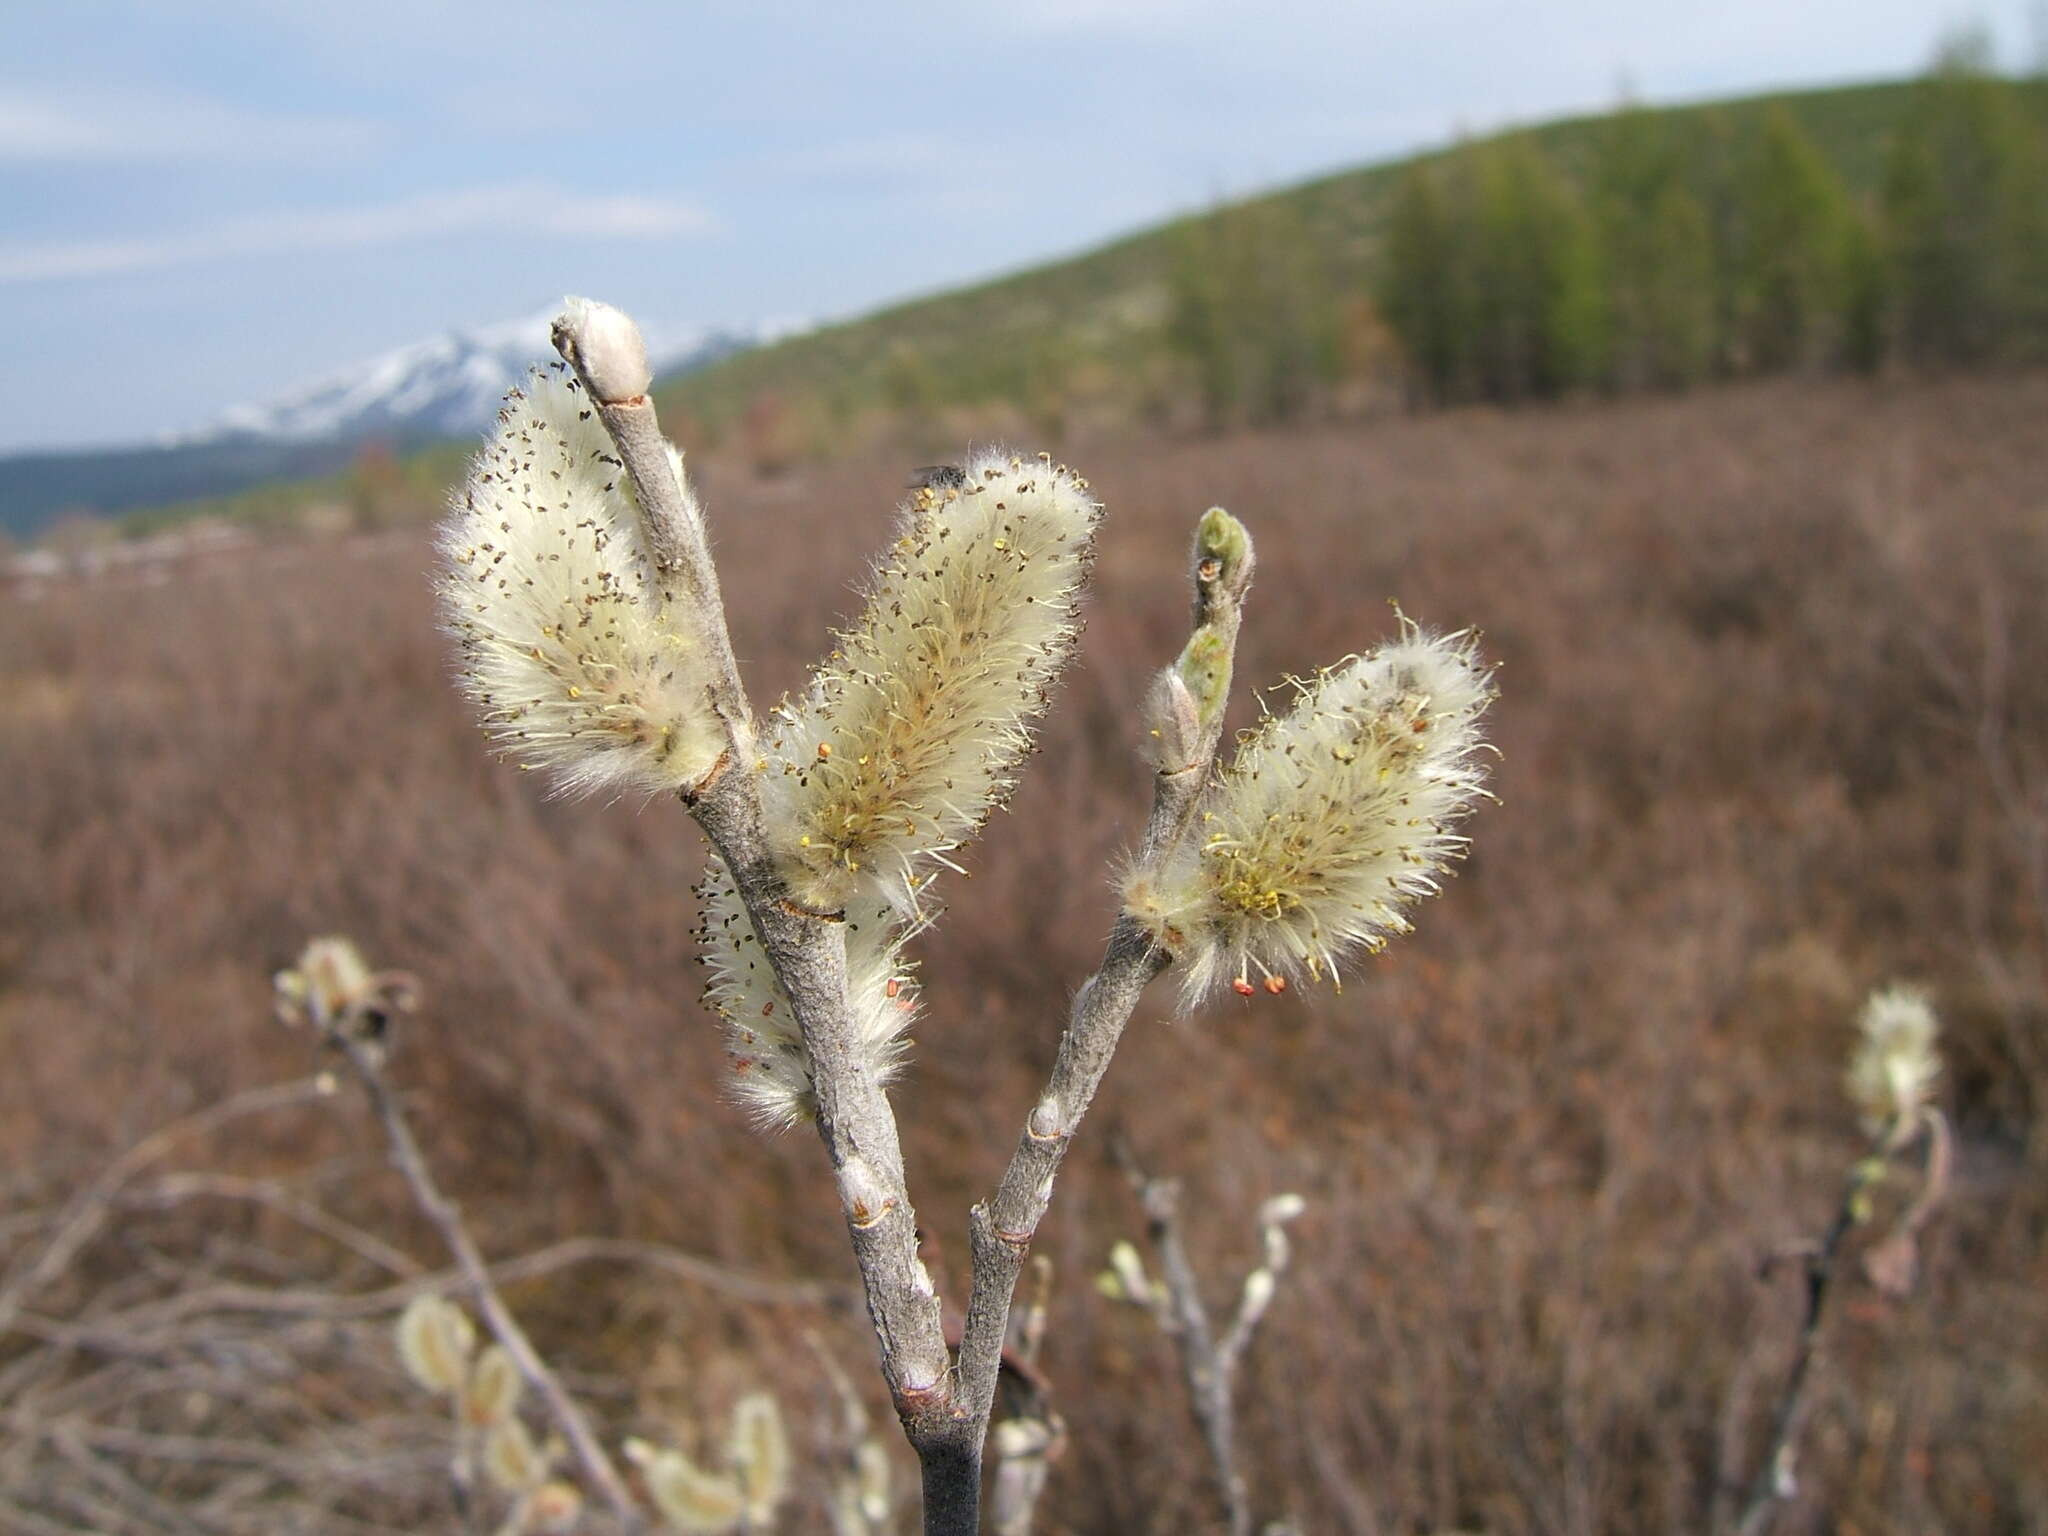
left=0, top=306, right=804, bottom=540
left=178, top=305, right=803, bottom=448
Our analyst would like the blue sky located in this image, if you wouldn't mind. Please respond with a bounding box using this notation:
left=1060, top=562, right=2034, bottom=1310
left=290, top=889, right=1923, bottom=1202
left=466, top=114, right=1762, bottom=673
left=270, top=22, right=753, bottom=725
left=2, top=0, right=2034, bottom=453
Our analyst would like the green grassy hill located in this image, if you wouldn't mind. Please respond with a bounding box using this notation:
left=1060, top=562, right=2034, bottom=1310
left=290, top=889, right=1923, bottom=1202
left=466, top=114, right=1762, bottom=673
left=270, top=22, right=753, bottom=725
left=652, top=80, right=1923, bottom=440
left=91, top=77, right=1942, bottom=537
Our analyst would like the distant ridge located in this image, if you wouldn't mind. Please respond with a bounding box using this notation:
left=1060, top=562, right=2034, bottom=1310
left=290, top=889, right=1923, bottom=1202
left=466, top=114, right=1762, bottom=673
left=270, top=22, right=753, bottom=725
left=0, top=309, right=802, bottom=540
left=171, top=307, right=802, bottom=449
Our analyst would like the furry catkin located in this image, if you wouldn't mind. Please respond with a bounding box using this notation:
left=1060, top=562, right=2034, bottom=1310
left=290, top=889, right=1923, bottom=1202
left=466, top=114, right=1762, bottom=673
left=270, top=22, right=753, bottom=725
left=1130, top=624, right=1494, bottom=1006
left=438, top=365, right=721, bottom=799
left=696, top=857, right=919, bottom=1131
left=765, top=448, right=1099, bottom=914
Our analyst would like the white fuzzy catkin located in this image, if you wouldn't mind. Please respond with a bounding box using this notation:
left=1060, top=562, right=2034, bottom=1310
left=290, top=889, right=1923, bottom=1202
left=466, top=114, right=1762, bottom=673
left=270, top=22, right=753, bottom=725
left=1847, top=983, right=1941, bottom=1139
left=438, top=365, right=722, bottom=799
left=1132, top=624, right=1493, bottom=1006
left=697, top=856, right=920, bottom=1131
left=766, top=448, right=1099, bottom=913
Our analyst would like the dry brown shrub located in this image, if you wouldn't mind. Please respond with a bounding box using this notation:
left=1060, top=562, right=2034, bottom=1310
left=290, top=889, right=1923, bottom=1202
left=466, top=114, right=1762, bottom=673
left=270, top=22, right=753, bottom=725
left=2, top=372, right=2044, bottom=1531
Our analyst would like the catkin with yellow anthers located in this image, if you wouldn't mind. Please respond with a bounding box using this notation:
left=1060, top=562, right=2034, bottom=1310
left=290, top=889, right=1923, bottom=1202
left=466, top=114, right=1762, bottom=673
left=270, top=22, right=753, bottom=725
left=1847, top=984, right=1941, bottom=1141
left=1134, top=624, right=1493, bottom=1008
left=436, top=364, right=722, bottom=800
left=766, top=448, right=1100, bottom=914
left=696, top=856, right=920, bottom=1132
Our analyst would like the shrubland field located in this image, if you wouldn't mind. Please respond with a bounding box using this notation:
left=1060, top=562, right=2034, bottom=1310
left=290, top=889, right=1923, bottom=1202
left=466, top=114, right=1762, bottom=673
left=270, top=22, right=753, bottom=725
left=3, top=371, right=2045, bottom=1532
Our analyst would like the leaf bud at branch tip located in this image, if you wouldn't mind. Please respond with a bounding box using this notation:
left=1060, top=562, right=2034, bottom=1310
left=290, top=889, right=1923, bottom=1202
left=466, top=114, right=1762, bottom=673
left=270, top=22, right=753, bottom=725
left=1258, top=1192, right=1307, bottom=1226
left=1195, top=505, right=1255, bottom=602
left=551, top=295, right=652, bottom=404
left=1241, top=1267, right=1277, bottom=1316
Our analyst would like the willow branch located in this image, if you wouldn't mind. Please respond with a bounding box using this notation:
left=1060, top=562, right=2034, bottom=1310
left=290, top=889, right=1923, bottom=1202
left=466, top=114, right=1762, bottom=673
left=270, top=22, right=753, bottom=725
left=1731, top=1143, right=1885, bottom=1536
left=327, top=1028, right=642, bottom=1532
left=552, top=304, right=958, bottom=1517
left=954, top=509, right=1256, bottom=1471
left=1115, top=1146, right=1304, bottom=1536
left=989, top=1258, right=1061, bottom=1536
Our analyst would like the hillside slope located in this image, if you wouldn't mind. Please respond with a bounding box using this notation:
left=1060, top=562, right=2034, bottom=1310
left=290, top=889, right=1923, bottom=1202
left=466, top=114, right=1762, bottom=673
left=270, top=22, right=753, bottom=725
left=56, top=77, right=1929, bottom=539
left=654, top=80, right=1920, bottom=437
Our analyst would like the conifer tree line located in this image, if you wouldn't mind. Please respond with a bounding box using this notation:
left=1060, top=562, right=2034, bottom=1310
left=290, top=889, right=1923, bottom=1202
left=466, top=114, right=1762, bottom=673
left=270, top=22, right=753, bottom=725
left=1170, top=43, right=2048, bottom=419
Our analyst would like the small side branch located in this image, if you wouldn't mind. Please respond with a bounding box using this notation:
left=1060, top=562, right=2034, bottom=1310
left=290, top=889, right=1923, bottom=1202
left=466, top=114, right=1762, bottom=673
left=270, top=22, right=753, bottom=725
left=1108, top=1151, right=1302, bottom=1536
left=1730, top=1166, right=1864, bottom=1536
left=1731, top=1108, right=1950, bottom=1536
left=989, top=1257, right=1063, bottom=1536
left=954, top=509, right=1257, bottom=1492
left=324, top=1027, right=642, bottom=1532
left=1137, top=1173, right=1248, bottom=1536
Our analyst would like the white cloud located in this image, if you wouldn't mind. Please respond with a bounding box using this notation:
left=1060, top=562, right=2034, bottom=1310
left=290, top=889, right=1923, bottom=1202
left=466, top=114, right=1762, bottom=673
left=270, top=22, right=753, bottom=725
left=552, top=194, right=718, bottom=239
left=0, top=185, right=723, bottom=285
left=0, top=88, right=387, bottom=164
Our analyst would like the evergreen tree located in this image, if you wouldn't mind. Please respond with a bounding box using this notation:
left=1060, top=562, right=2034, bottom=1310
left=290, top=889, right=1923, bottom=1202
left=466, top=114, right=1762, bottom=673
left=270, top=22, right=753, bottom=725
left=1166, top=198, right=1336, bottom=430
left=1591, top=102, right=1716, bottom=389
left=1378, top=161, right=1464, bottom=404
left=1839, top=213, right=1891, bottom=374
left=1884, top=34, right=2048, bottom=365
left=1381, top=135, right=1604, bottom=404
left=1466, top=135, right=1606, bottom=400
left=1166, top=209, right=1242, bottom=429
left=1732, top=107, right=1861, bottom=372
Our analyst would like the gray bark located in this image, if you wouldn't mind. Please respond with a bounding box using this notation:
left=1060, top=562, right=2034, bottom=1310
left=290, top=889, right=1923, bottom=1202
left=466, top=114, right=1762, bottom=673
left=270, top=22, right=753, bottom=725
left=552, top=303, right=1257, bottom=1533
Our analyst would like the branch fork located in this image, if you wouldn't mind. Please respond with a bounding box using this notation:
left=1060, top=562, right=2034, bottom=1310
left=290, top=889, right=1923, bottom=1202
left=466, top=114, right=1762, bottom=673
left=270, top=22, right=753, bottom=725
left=544, top=303, right=1256, bottom=1527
